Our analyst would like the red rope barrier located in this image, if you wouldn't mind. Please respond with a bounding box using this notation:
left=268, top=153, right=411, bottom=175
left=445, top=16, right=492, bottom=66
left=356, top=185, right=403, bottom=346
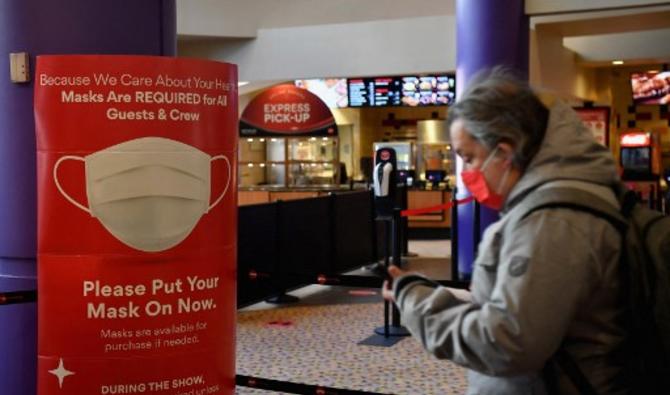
left=400, top=196, right=475, bottom=217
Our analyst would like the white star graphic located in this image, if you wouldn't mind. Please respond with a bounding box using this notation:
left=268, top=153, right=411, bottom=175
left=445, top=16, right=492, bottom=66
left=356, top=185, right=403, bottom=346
left=48, top=358, right=75, bottom=389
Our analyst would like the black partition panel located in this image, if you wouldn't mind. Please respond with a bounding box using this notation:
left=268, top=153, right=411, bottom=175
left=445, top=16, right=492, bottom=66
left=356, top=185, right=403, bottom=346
left=237, top=202, right=279, bottom=306
left=277, top=196, right=333, bottom=276
left=237, top=191, right=379, bottom=307
left=332, top=191, right=376, bottom=272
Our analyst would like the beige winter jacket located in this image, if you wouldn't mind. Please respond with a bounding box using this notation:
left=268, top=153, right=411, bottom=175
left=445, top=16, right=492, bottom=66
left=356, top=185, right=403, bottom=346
left=394, top=101, right=627, bottom=395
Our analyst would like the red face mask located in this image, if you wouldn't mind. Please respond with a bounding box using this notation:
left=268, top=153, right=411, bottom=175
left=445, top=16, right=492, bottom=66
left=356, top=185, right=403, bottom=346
left=461, top=147, right=510, bottom=210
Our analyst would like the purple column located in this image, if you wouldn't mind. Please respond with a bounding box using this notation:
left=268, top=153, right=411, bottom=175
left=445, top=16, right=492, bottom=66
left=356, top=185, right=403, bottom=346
left=454, top=0, right=528, bottom=279
left=0, top=1, right=175, bottom=394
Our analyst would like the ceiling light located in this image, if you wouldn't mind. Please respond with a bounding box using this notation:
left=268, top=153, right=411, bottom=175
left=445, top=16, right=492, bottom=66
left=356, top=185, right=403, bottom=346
left=238, top=81, right=250, bottom=87
left=612, top=60, right=624, bottom=65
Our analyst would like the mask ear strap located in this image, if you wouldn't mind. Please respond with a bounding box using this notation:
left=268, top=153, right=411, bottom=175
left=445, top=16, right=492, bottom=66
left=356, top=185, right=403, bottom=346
left=209, top=154, right=231, bottom=211
left=496, top=164, right=512, bottom=194
left=53, top=156, right=91, bottom=214
left=480, top=146, right=500, bottom=171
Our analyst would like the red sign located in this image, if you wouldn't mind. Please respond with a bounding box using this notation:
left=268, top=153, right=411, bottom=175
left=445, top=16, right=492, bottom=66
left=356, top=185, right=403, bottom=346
left=35, top=55, right=237, bottom=394
left=620, top=132, right=651, bottom=147
left=239, top=84, right=337, bottom=136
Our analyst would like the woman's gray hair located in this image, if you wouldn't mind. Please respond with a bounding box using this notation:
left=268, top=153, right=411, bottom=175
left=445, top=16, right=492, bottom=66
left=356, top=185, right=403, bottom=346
left=446, top=67, right=549, bottom=169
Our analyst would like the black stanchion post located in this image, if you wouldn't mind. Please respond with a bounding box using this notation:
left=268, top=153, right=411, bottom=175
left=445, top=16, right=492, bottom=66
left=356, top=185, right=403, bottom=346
left=450, top=187, right=459, bottom=282
left=371, top=209, right=409, bottom=339
left=383, top=218, right=391, bottom=338
left=361, top=147, right=410, bottom=346
left=391, top=208, right=404, bottom=328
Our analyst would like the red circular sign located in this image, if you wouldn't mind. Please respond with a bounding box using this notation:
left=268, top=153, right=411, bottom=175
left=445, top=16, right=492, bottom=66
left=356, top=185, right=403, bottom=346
left=240, top=84, right=336, bottom=136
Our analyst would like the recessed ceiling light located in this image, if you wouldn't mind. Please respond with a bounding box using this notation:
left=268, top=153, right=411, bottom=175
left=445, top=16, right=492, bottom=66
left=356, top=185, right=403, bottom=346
left=612, top=60, right=624, bottom=65
left=238, top=81, right=250, bottom=87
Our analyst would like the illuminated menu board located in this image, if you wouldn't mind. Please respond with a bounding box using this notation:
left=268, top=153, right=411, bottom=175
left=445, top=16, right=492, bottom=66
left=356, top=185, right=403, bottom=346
left=401, top=75, right=456, bottom=106
left=347, top=78, right=369, bottom=107
left=348, top=74, right=455, bottom=107
left=348, top=77, right=402, bottom=107
left=371, top=77, right=402, bottom=106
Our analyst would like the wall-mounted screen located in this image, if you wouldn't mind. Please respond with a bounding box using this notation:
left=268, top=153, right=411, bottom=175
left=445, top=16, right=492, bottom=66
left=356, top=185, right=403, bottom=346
left=631, top=71, right=670, bottom=105
left=401, top=75, right=456, bottom=106
left=621, top=147, right=651, bottom=172
left=348, top=74, right=455, bottom=107
left=347, top=77, right=402, bottom=107
left=295, top=78, right=348, bottom=108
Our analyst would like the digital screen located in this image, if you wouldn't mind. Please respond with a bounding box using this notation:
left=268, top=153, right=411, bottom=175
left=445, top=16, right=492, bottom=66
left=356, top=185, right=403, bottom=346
left=621, top=147, right=651, bottom=171
left=295, top=78, right=348, bottom=108
left=347, top=77, right=401, bottom=107
left=348, top=74, right=455, bottom=107
left=631, top=71, right=670, bottom=105
left=401, top=75, right=456, bottom=106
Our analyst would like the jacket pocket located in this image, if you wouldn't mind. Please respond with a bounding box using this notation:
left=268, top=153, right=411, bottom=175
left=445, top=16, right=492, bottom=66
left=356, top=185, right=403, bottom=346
left=478, top=259, right=498, bottom=273
left=472, top=232, right=501, bottom=297
left=477, top=231, right=501, bottom=272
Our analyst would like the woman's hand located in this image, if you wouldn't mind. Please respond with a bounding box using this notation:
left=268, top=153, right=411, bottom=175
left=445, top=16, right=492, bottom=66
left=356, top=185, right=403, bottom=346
left=382, top=265, right=407, bottom=302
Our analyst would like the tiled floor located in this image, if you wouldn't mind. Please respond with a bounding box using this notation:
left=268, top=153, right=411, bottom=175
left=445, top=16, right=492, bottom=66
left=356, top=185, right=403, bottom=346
left=235, top=240, right=468, bottom=395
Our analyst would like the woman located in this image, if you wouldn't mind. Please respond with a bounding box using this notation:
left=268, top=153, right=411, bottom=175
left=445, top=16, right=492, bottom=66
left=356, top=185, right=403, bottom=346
left=384, top=69, right=627, bottom=395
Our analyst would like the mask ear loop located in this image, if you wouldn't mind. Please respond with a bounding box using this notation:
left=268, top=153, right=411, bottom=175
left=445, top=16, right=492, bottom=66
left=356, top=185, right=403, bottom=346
left=53, top=156, right=91, bottom=214
left=496, top=161, right=512, bottom=195
left=208, top=154, right=231, bottom=211
left=480, top=146, right=500, bottom=171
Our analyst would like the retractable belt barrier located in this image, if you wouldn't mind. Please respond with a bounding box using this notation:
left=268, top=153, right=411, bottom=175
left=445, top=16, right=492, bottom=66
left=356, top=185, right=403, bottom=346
left=248, top=270, right=470, bottom=290
left=236, top=374, right=395, bottom=395
left=239, top=191, right=474, bottom=394
left=0, top=290, right=37, bottom=306
left=400, top=196, right=475, bottom=217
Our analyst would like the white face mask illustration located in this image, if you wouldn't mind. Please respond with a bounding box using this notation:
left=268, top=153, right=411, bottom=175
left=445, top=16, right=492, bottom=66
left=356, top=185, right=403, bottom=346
left=53, top=137, right=231, bottom=252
